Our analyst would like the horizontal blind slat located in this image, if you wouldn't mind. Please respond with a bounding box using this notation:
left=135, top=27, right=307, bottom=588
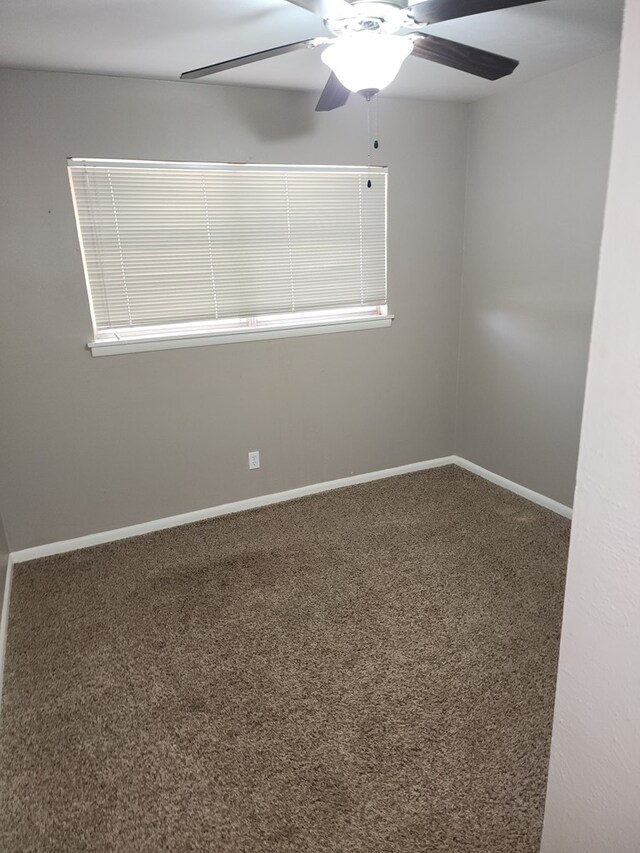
left=69, top=161, right=387, bottom=330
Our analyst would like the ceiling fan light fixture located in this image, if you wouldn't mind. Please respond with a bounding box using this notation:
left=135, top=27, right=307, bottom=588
left=321, top=32, right=412, bottom=95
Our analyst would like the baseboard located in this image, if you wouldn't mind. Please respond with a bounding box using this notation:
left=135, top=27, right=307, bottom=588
left=0, top=556, right=14, bottom=713
left=9, top=454, right=572, bottom=566
left=10, top=456, right=458, bottom=564
left=451, top=456, right=573, bottom=519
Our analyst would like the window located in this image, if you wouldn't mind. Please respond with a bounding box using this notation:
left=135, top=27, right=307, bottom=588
left=68, top=159, right=391, bottom=356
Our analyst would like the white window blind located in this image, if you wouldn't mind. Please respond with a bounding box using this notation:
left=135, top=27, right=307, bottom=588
left=68, top=159, right=388, bottom=347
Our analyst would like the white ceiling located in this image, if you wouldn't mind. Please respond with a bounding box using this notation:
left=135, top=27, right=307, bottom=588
left=0, top=0, right=624, bottom=102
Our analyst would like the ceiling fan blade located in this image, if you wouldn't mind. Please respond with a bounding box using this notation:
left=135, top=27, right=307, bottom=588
left=408, top=0, right=547, bottom=25
left=181, top=38, right=320, bottom=80
left=315, top=72, right=351, bottom=111
left=412, top=34, right=518, bottom=80
left=284, top=0, right=356, bottom=19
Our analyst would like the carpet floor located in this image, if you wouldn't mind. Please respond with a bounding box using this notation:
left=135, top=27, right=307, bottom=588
left=0, top=466, right=569, bottom=852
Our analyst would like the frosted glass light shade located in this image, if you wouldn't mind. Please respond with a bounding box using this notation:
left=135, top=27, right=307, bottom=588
left=321, top=33, right=412, bottom=94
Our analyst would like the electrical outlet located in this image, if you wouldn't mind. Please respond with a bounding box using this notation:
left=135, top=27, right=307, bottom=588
left=248, top=450, right=260, bottom=470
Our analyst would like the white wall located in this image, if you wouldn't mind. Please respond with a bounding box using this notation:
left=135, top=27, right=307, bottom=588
left=0, top=70, right=467, bottom=551
left=456, top=52, right=619, bottom=507
left=541, top=5, right=640, bottom=849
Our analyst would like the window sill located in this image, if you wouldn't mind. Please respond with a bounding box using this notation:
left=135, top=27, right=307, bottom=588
left=88, top=315, right=394, bottom=357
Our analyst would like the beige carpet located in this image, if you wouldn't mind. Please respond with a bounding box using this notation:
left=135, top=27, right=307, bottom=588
left=0, top=466, right=569, bottom=852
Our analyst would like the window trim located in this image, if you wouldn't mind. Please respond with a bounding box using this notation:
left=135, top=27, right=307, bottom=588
left=87, top=314, right=394, bottom=357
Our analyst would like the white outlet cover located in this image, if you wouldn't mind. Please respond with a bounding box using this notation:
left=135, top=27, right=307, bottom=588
left=248, top=451, right=260, bottom=470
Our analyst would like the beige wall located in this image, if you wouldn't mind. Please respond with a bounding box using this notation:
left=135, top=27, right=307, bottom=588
left=0, top=70, right=468, bottom=551
left=0, top=54, right=620, bottom=551
left=455, top=51, right=619, bottom=507
left=541, top=5, right=640, bottom=849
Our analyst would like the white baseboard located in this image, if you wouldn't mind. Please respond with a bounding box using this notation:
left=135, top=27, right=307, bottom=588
left=452, top=456, right=573, bottom=519
left=9, top=454, right=571, bottom=566
left=10, top=456, right=458, bottom=564
left=0, top=555, right=14, bottom=713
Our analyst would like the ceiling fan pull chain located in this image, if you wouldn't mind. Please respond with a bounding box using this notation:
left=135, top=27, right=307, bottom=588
left=366, top=95, right=379, bottom=189
left=373, top=94, right=379, bottom=152
left=367, top=96, right=373, bottom=188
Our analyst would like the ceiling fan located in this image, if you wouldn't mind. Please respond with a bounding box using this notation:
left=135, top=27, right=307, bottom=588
left=181, top=0, right=547, bottom=111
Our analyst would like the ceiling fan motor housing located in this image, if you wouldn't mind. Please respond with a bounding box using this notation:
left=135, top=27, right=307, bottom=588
left=326, top=1, right=415, bottom=36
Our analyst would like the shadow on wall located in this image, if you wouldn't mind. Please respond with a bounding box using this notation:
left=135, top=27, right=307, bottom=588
left=186, top=81, right=319, bottom=143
